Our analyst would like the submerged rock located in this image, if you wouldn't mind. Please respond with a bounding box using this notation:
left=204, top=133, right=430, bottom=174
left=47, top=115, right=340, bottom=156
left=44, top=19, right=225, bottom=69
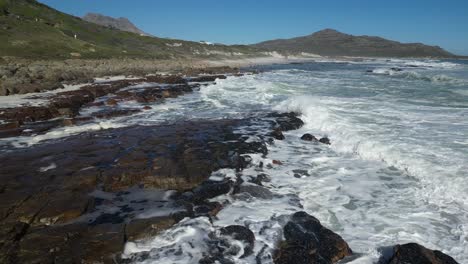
left=274, top=211, right=352, bottom=264
left=270, top=128, right=285, bottom=140
left=219, top=225, right=255, bottom=258
left=386, top=243, right=458, bottom=264
left=319, top=137, right=331, bottom=145
left=268, top=112, right=304, bottom=131
left=300, top=133, right=318, bottom=141
left=236, top=185, right=274, bottom=199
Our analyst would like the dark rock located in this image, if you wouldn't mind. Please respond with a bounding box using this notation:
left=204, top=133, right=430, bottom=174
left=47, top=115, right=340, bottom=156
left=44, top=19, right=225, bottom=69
left=145, top=75, right=187, bottom=84
left=387, top=243, right=458, bottom=264
left=125, top=216, right=176, bottom=241
left=319, top=137, right=331, bottom=145
left=106, top=98, right=118, bottom=106
left=191, top=180, right=234, bottom=203
left=0, top=76, right=198, bottom=139
left=300, top=133, right=318, bottom=142
left=193, top=201, right=223, bottom=217
left=249, top=173, right=271, bottom=186
left=268, top=112, right=304, bottom=131
left=189, top=75, right=227, bottom=82
left=16, top=223, right=125, bottom=264
left=236, top=185, right=274, bottom=199
left=272, top=160, right=283, bottom=165
left=0, top=118, right=270, bottom=262
left=292, top=169, right=310, bottom=178
left=270, top=128, right=285, bottom=140
left=275, top=211, right=352, bottom=264
left=92, top=109, right=141, bottom=119
left=220, top=225, right=255, bottom=258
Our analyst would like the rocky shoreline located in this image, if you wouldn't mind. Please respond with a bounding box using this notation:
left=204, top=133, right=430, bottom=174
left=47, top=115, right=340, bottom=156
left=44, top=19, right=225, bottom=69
left=0, top=57, right=241, bottom=96
left=0, top=71, right=461, bottom=263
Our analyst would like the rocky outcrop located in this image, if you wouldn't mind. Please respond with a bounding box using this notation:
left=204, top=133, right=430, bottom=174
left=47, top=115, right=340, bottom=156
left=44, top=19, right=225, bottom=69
left=301, top=133, right=331, bottom=145
left=0, top=72, right=243, bottom=138
left=386, top=243, right=459, bottom=264
left=274, top=211, right=352, bottom=264
left=0, top=110, right=303, bottom=263
left=0, top=58, right=243, bottom=95
left=83, top=13, right=148, bottom=35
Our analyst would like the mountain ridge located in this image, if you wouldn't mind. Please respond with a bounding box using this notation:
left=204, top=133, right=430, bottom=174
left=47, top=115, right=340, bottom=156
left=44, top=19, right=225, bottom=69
left=82, top=12, right=148, bottom=36
left=254, top=29, right=456, bottom=58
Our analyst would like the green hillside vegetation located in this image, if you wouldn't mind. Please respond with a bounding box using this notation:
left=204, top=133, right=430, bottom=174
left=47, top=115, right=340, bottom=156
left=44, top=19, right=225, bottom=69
left=0, top=0, right=262, bottom=59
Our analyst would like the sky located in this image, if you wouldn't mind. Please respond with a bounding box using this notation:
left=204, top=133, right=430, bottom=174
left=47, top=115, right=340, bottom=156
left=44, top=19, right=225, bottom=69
left=38, top=0, right=468, bottom=55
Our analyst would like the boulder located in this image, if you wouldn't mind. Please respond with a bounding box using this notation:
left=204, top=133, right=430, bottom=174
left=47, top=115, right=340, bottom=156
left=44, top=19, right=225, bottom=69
left=268, top=112, right=304, bottom=131
left=270, top=128, right=285, bottom=140
left=301, top=133, right=318, bottom=141
left=275, top=211, right=352, bottom=264
left=319, top=137, right=331, bottom=145
left=387, top=243, right=458, bottom=264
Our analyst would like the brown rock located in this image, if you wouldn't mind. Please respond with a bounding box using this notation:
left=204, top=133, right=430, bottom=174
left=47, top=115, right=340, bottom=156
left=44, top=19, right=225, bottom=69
left=106, top=98, right=118, bottom=106
left=300, top=133, right=318, bottom=142
left=270, top=128, right=285, bottom=140
left=272, top=160, right=283, bottom=165
left=125, top=216, right=176, bottom=241
left=388, top=243, right=458, bottom=264
left=274, top=211, right=352, bottom=264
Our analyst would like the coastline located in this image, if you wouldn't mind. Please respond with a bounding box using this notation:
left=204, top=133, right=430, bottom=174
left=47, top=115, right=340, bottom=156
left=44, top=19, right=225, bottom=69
left=1, top=54, right=460, bottom=96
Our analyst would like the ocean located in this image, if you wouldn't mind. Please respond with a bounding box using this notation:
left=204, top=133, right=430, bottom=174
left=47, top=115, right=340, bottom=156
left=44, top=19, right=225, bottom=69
left=121, top=58, right=468, bottom=263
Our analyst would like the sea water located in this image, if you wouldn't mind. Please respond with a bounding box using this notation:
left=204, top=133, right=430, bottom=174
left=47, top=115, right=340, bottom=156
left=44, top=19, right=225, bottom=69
left=123, top=59, right=468, bottom=263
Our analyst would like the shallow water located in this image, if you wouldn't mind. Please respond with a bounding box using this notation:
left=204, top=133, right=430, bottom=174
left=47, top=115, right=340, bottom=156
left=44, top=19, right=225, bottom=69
left=3, top=58, right=468, bottom=263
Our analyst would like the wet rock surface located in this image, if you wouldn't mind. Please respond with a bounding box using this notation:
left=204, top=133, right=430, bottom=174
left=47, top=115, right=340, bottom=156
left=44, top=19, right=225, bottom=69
left=0, top=74, right=209, bottom=139
left=385, top=243, right=459, bottom=264
left=301, top=133, right=318, bottom=141
left=319, top=137, right=331, bottom=145
left=0, top=109, right=303, bottom=263
left=267, top=112, right=304, bottom=131
left=219, top=225, right=256, bottom=258
left=274, top=211, right=352, bottom=264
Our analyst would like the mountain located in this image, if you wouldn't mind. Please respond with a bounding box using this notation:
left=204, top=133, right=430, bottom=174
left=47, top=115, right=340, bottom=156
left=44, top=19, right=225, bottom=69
left=0, top=0, right=261, bottom=59
left=83, top=13, right=147, bottom=36
left=254, top=29, right=455, bottom=58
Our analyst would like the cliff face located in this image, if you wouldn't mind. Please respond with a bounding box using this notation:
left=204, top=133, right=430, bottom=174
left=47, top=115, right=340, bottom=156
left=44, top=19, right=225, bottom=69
left=255, top=29, right=455, bottom=58
left=83, top=13, right=147, bottom=35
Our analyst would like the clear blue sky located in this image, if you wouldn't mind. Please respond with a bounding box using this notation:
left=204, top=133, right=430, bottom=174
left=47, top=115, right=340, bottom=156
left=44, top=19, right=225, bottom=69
left=39, top=0, right=468, bottom=55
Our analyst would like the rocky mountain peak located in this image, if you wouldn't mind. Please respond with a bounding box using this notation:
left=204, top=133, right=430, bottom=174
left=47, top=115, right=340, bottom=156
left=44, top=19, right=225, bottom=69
left=83, top=12, right=147, bottom=35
